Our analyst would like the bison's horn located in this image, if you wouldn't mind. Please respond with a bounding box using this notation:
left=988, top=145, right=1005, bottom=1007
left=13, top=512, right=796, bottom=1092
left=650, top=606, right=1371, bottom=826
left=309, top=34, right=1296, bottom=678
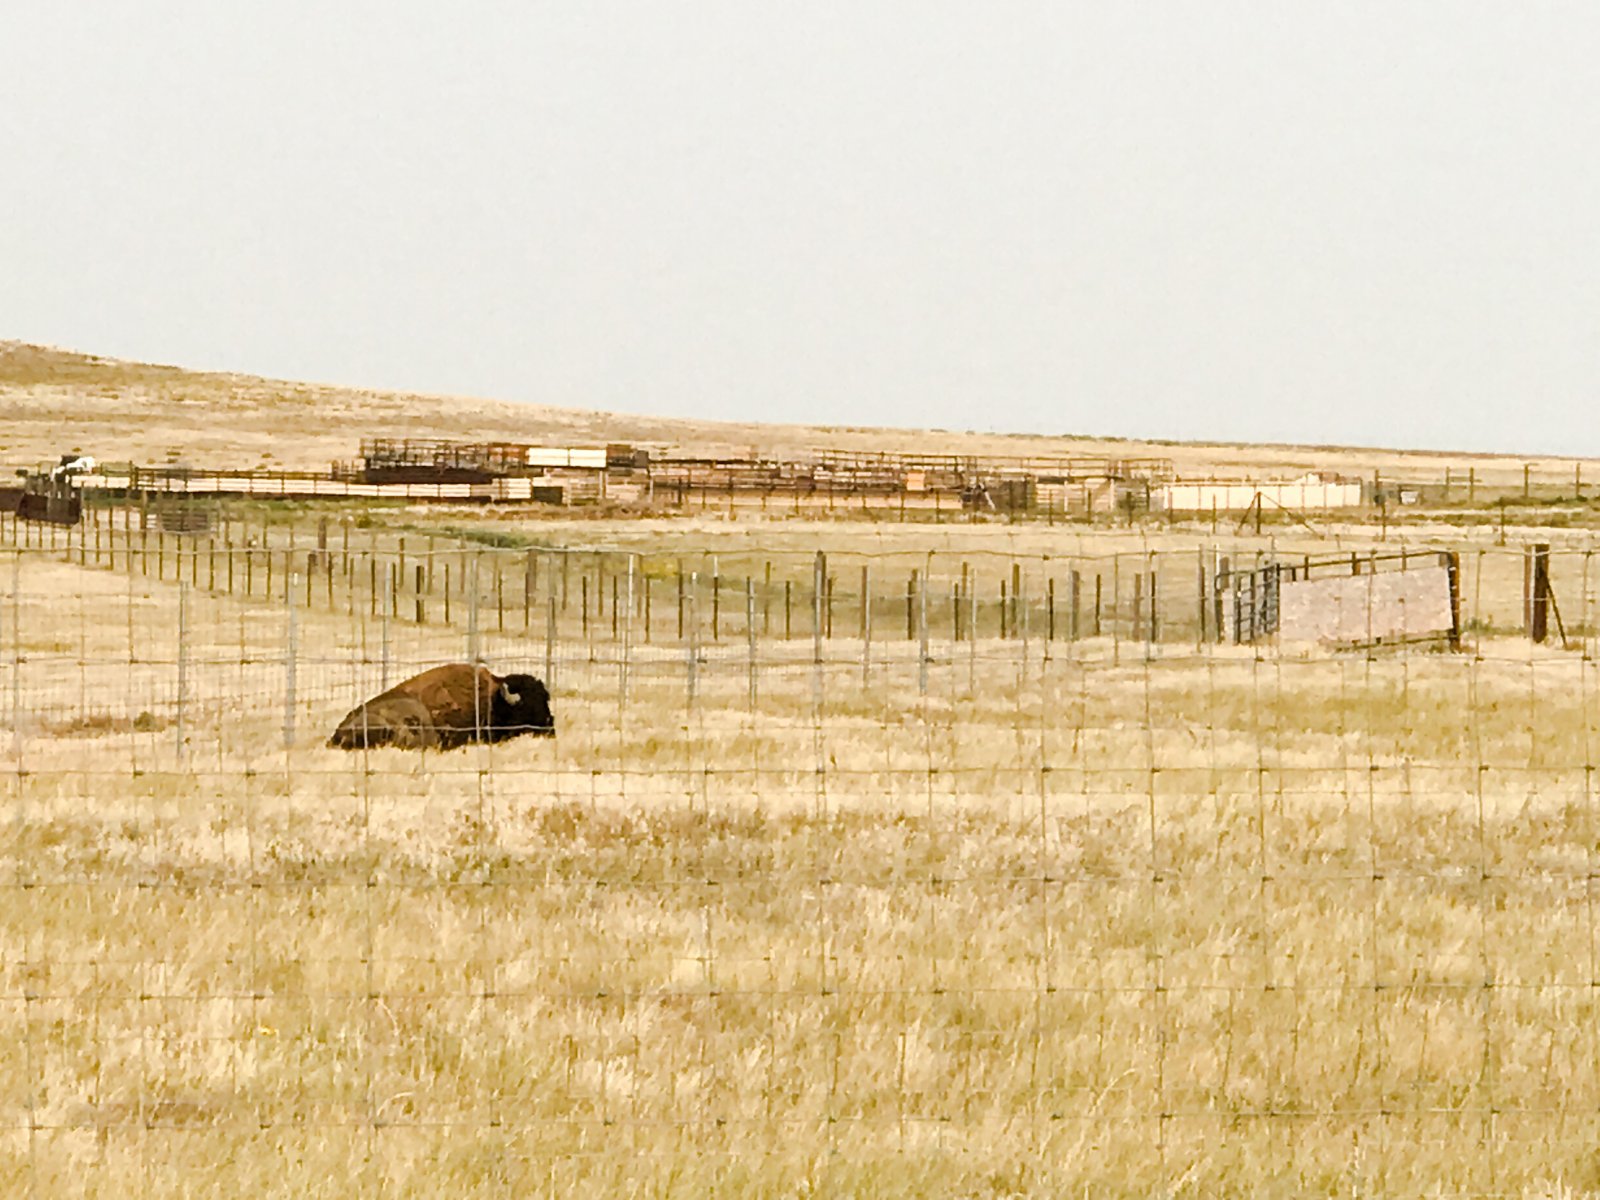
left=499, top=682, right=521, bottom=704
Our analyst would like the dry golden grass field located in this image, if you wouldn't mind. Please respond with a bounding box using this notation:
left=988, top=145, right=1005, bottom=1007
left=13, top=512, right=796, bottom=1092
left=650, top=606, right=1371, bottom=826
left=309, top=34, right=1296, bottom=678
left=6, top=346, right=1600, bottom=1196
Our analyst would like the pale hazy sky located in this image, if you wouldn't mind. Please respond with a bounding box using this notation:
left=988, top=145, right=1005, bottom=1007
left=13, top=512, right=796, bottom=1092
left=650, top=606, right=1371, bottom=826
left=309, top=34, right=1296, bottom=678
left=5, top=4, right=1598, bottom=453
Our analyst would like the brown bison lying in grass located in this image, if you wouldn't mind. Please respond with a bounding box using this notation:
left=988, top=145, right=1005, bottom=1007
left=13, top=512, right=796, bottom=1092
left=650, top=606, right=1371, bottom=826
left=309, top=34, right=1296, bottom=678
left=328, top=664, right=554, bottom=750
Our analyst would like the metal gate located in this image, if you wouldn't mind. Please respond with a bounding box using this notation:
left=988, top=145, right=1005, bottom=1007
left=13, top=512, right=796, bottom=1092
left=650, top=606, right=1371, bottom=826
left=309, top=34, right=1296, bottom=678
left=1218, top=562, right=1281, bottom=644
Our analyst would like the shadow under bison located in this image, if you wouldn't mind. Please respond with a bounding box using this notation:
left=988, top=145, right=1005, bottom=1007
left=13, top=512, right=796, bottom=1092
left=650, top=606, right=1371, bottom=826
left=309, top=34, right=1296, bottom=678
left=328, top=663, right=554, bottom=750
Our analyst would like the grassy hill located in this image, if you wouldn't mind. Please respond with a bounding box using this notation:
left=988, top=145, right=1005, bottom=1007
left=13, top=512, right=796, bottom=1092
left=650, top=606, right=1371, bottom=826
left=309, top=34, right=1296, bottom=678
left=1, top=339, right=1589, bottom=488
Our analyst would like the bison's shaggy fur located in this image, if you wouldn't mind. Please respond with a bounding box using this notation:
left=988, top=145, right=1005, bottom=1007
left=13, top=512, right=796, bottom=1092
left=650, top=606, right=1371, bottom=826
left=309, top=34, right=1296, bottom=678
left=327, top=664, right=553, bottom=750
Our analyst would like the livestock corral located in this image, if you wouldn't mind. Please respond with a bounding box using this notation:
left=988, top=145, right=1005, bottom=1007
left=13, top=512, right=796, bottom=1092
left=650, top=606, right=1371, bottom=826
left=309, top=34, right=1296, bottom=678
left=6, top=495, right=1600, bottom=1197
left=16, top=436, right=1600, bottom=546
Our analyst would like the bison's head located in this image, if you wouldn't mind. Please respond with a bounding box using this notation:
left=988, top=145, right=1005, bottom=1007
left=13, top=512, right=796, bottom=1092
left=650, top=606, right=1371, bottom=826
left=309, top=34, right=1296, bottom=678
left=492, top=674, right=554, bottom=740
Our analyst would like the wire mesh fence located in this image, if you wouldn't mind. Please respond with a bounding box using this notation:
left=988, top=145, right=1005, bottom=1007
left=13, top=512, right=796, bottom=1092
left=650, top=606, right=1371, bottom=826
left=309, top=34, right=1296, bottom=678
left=5, top=526, right=1600, bottom=1195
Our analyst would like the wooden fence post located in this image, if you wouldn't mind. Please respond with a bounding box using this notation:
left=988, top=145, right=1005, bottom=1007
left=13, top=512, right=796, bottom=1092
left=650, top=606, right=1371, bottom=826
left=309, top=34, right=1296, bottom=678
left=1148, top=562, right=1158, bottom=646
left=918, top=568, right=929, bottom=695
left=813, top=552, right=826, bottom=664
left=1215, top=555, right=1230, bottom=642
left=860, top=565, right=870, bottom=643
left=1528, top=542, right=1551, bottom=643
left=1011, top=562, right=1022, bottom=638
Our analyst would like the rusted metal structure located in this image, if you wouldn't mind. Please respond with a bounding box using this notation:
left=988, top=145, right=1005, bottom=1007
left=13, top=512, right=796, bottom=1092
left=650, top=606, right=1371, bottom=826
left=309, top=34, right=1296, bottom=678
left=647, top=449, right=1169, bottom=512
left=18, top=440, right=1175, bottom=518
left=155, top=501, right=214, bottom=536
left=349, top=438, right=609, bottom=482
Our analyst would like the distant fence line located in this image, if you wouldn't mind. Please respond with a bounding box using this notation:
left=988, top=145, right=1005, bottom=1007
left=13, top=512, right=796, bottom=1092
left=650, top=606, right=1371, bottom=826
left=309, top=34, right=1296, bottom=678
left=6, top=450, right=1600, bottom=524
left=0, top=504, right=1596, bottom=660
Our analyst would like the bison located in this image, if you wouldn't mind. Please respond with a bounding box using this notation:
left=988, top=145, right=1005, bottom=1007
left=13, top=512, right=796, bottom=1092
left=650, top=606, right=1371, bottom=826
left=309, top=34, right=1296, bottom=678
left=327, top=664, right=553, bottom=750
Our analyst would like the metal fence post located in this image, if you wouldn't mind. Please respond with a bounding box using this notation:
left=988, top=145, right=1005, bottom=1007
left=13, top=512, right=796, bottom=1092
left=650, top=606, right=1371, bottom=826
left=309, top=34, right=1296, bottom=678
left=918, top=562, right=930, bottom=696
left=622, top=554, right=635, bottom=707
left=8, top=550, right=19, bottom=758
left=284, top=571, right=297, bottom=748
left=1149, top=557, right=1159, bottom=648
left=968, top=569, right=978, bottom=693
left=813, top=551, right=826, bottom=666
left=467, top=553, right=481, bottom=664
left=381, top=569, right=392, bottom=690
left=176, top=582, right=188, bottom=762
left=687, top=571, right=700, bottom=703
left=862, top=565, right=873, bottom=686
left=746, top=577, right=758, bottom=712
left=545, top=592, right=557, bottom=690
left=1015, top=567, right=1027, bottom=681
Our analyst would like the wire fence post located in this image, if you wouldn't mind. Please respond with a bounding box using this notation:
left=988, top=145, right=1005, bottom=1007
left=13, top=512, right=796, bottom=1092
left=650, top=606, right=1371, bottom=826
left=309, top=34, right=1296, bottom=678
left=621, top=554, right=635, bottom=707
left=545, top=591, right=557, bottom=691
left=1132, top=569, right=1143, bottom=645
left=8, top=549, right=19, bottom=760
left=1145, top=553, right=1158, bottom=659
left=746, top=576, right=758, bottom=712
left=381, top=568, right=392, bottom=690
left=813, top=551, right=826, bottom=666
left=1016, top=567, right=1028, bottom=683
left=1, top=551, right=7, bottom=746
left=176, top=582, right=188, bottom=762
left=284, top=570, right=297, bottom=749
left=1583, top=549, right=1594, bottom=660
left=918, top=562, right=930, bottom=696
left=687, top=570, right=700, bottom=704
left=968, top=568, right=978, bottom=693
left=467, top=552, right=481, bottom=664
left=862, top=564, right=873, bottom=687
left=1046, top=575, right=1055, bottom=652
